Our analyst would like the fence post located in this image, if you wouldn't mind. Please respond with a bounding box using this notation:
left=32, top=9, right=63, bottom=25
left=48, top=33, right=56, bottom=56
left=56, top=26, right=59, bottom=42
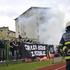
left=5, top=40, right=9, bottom=66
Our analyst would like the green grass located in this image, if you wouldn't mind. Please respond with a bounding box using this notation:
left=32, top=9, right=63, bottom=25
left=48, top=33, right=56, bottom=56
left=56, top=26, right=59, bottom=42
left=0, top=61, right=50, bottom=70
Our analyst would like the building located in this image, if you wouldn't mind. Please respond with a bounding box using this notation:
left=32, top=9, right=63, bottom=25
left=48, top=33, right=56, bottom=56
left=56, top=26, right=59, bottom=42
left=15, top=7, right=50, bottom=43
left=0, top=27, right=16, bottom=40
left=8, top=30, right=16, bottom=40
left=15, top=7, right=64, bottom=44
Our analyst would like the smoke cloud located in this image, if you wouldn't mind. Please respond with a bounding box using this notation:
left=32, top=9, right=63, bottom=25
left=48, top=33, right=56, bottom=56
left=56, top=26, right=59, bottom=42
left=38, top=8, right=65, bottom=45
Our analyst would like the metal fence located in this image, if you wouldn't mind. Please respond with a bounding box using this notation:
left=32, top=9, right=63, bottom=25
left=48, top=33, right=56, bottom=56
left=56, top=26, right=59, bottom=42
left=0, top=40, right=55, bottom=62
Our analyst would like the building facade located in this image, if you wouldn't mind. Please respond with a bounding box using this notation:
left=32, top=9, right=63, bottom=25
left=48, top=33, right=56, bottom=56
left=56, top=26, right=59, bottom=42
left=15, top=7, right=50, bottom=43
left=8, top=30, right=16, bottom=40
left=0, top=27, right=16, bottom=40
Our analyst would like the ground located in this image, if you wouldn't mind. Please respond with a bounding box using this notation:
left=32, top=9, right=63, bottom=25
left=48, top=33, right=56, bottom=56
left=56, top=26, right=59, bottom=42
left=0, top=59, right=65, bottom=70
left=37, top=63, right=65, bottom=70
left=0, top=61, right=50, bottom=70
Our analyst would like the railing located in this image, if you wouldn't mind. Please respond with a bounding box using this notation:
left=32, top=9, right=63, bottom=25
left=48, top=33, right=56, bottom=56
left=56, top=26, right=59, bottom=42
left=0, top=40, right=61, bottom=63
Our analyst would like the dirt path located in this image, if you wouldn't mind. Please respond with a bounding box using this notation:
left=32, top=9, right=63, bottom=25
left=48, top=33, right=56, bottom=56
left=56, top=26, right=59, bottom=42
left=37, top=63, right=65, bottom=70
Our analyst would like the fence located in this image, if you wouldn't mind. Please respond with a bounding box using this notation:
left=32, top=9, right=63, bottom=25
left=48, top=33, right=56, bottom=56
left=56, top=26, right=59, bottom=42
left=0, top=40, right=56, bottom=62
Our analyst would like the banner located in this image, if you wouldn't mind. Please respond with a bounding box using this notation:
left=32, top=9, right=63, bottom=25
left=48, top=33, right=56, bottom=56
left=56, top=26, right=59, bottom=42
left=24, top=44, right=47, bottom=57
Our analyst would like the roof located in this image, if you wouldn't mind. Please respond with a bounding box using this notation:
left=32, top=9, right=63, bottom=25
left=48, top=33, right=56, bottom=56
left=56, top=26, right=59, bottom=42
left=9, top=30, right=16, bottom=33
left=0, top=27, right=9, bottom=29
left=15, top=7, right=50, bottom=20
left=0, top=27, right=15, bottom=33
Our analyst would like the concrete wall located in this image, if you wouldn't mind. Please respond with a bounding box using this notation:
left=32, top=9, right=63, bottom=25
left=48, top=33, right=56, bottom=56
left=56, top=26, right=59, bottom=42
left=15, top=7, right=49, bottom=41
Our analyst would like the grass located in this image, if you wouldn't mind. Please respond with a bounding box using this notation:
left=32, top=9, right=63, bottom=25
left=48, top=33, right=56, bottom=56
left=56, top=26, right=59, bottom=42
left=0, top=61, right=50, bottom=70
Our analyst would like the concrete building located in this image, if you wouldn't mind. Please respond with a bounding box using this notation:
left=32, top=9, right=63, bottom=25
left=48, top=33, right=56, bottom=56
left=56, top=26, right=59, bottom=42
left=15, top=7, right=64, bottom=44
left=15, top=7, right=50, bottom=42
left=8, top=30, right=16, bottom=40
left=0, top=27, right=16, bottom=40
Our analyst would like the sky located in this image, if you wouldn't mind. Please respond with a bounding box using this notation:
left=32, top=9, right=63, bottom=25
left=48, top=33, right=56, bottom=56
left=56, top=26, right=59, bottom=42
left=0, top=0, right=70, bottom=31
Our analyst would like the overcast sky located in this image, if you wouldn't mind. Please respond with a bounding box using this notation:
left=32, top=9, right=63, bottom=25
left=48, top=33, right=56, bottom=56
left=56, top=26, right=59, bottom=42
left=0, top=0, right=70, bottom=31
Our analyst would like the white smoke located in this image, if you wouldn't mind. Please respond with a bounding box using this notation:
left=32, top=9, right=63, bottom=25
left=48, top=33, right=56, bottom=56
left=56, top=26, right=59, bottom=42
left=16, top=6, right=70, bottom=45
left=38, top=8, right=65, bottom=45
